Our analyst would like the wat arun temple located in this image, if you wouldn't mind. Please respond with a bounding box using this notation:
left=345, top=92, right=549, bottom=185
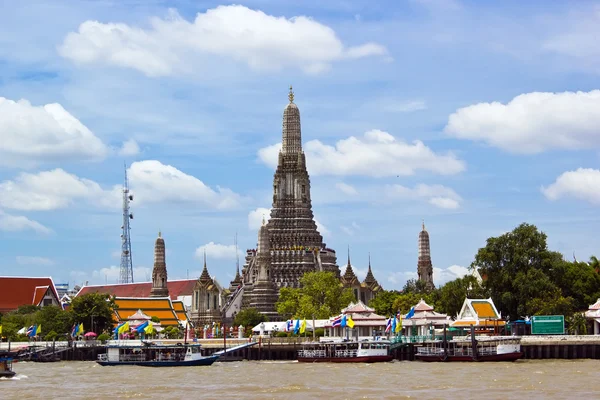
left=221, top=87, right=382, bottom=321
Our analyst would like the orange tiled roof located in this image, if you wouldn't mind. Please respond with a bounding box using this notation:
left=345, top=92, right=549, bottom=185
left=113, top=297, right=181, bottom=326
left=471, top=301, right=498, bottom=318
left=76, top=279, right=196, bottom=300
left=0, top=277, right=59, bottom=313
left=172, top=300, right=188, bottom=322
left=32, top=286, right=49, bottom=306
left=451, top=319, right=506, bottom=327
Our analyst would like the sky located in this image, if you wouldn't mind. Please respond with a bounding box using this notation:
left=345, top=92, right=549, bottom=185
left=1, top=0, right=599, bottom=291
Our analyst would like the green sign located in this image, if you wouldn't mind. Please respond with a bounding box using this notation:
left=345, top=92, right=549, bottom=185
left=531, top=315, right=564, bottom=335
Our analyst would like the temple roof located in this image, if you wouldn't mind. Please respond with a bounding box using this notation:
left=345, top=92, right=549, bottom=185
left=76, top=279, right=196, bottom=301
left=114, top=297, right=181, bottom=326
left=452, top=298, right=502, bottom=327
left=341, top=247, right=359, bottom=285
left=414, top=298, right=434, bottom=312
left=362, top=254, right=381, bottom=290
left=342, top=300, right=375, bottom=314
left=0, top=277, right=60, bottom=313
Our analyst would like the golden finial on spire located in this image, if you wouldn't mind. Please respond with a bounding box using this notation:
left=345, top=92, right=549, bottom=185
left=158, top=229, right=161, bottom=238
left=422, top=219, right=425, bottom=231
left=288, top=85, right=294, bottom=103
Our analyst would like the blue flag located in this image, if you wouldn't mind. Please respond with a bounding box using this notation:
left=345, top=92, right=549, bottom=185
left=405, top=306, right=415, bottom=319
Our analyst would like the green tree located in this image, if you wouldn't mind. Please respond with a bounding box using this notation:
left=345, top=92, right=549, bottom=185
left=435, top=275, right=485, bottom=318
left=69, top=293, right=117, bottom=333
left=402, top=279, right=431, bottom=294
left=566, top=312, right=588, bottom=335
left=151, top=316, right=161, bottom=323
left=233, top=308, right=267, bottom=328
left=550, top=260, right=600, bottom=311
left=471, top=223, right=564, bottom=320
left=369, top=290, right=401, bottom=317
left=34, top=305, right=73, bottom=337
left=276, top=272, right=355, bottom=319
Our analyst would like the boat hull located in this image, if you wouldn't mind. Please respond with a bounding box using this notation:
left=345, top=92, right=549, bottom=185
left=298, top=355, right=394, bottom=363
left=416, top=352, right=523, bottom=362
left=0, top=370, right=16, bottom=378
left=97, top=355, right=219, bottom=367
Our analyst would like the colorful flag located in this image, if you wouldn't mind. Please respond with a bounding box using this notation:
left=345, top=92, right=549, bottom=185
left=26, top=325, right=35, bottom=337
left=72, top=324, right=78, bottom=337
left=118, top=321, right=130, bottom=334
left=405, top=306, right=415, bottom=319
left=144, top=323, right=155, bottom=334
left=0, top=325, right=2, bottom=335
left=135, top=321, right=149, bottom=333
left=341, top=315, right=348, bottom=328
left=332, top=315, right=342, bottom=327
left=300, top=319, right=306, bottom=334
left=385, top=318, right=392, bottom=333
left=395, top=316, right=402, bottom=333
left=347, top=316, right=355, bottom=329
left=37, top=324, right=41, bottom=335
left=392, top=317, right=397, bottom=333
left=113, top=322, right=125, bottom=334
left=293, top=319, right=300, bottom=334
left=78, top=323, right=84, bottom=335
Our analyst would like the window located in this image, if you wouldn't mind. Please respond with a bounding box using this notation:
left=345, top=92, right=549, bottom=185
left=302, top=185, right=306, bottom=194
left=207, top=293, right=210, bottom=309
left=353, top=289, right=358, bottom=300
left=43, top=298, right=53, bottom=307
left=213, top=295, right=217, bottom=310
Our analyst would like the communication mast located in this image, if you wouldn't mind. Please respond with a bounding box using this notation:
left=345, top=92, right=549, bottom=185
left=119, top=163, right=134, bottom=284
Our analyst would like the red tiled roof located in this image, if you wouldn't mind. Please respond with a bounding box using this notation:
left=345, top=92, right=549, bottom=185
left=0, top=277, right=59, bottom=313
left=76, top=279, right=196, bottom=300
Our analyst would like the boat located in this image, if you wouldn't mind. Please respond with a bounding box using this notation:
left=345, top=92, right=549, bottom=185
left=97, top=340, right=219, bottom=367
left=297, top=339, right=394, bottom=363
left=416, top=333, right=522, bottom=362
left=0, top=353, right=16, bottom=378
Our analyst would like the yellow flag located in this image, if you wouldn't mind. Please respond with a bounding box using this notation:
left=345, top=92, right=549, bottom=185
left=0, top=325, right=2, bottom=335
left=37, top=324, right=42, bottom=335
left=144, top=323, right=154, bottom=334
left=347, top=316, right=355, bottom=329
left=395, top=317, right=402, bottom=333
left=300, top=319, right=306, bottom=334
left=119, top=321, right=130, bottom=334
left=79, top=323, right=84, bottom=335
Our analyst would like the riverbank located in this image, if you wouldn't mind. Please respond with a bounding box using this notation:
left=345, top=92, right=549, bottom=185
left=4, top=335, right=600, bottom=362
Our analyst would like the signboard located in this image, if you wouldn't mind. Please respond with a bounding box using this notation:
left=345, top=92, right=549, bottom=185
left=531, top=315, right=564, bottom=335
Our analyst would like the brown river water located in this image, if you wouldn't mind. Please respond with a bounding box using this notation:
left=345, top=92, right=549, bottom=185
left=1, top=360, right=598, bottom=399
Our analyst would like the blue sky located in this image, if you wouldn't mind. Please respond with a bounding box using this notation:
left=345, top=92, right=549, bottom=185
left=1, top=0, right=599, bottom=290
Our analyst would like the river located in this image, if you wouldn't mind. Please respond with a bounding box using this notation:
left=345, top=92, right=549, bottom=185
left=1, top=360, right=597, bottom=399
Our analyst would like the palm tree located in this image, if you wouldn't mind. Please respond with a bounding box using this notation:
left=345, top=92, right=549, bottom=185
left=590, top=256, right=600, bottom=274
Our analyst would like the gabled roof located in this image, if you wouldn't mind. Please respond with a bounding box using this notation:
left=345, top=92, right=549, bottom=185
left=589, top=298, right=600, bottom=310
left=451, top=298, right=503, bottom=327
left=0, top=277, right=60, bottom=313
left=76, top=279, right=196, bottom=300
left=414, top=298, right=434, bottom=312
left=342, top=300, right=374, bottom=314
left=114, top=297, right=181, bottom=326
left=172, top=300, right=189, bottom=322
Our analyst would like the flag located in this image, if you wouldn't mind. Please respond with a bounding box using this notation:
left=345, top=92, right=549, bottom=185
left=294, top=319, right=300, bottom=334
left=113, top=322, right=125, bottom=334
left=347, top=316, right=355, bottom=329
left=135, top=321, right=149, bottom=333
left=17, top=327, right=27, bottom=335
left=385, top=318, right=392, bottom=333
left=341, top=315, right=347, bottom=328
left=144, top=322, right=155, bottom=334
left=27, top=325, right=35, bottom=337
left=300, top=319, right=306, bottom=334
left=118, top=321, right=130, bottom=334
left=405, top=306, right=415, bottom=319
left=72, top=324, right=78, bottom=337
left=392, top=317, right=397, bottom=333
left=395, top=316, right=402, bottom=333
left=0, top=325, right=2, bottom=335
left=37, top=324, right=42, bottom=335
left=78, top=323, right=85, bottom=335
left=332, top=315, right=342, bottom=327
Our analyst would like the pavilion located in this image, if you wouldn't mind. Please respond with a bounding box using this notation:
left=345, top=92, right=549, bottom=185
left=451, top=298, right=505, bottom=334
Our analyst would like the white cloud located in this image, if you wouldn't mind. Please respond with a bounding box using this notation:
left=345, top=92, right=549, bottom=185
left=384, top=183, right=462, bottom=209
left=195, top=242, right=240, bottom=260
left=445, top=90, right=600, bottom=154
left=433, top=265, right=469, bottom=286
left=387, top=271, right=417, bottom=285
left=258, top=130, right=465, bottom=177
left=128, top=160, right=242, bottom=209
left=336, top=182, right=358, bottom=196
left=59, top=5, right=388, bottom=77
left=542, top=168, right=600, bottom=205
left=248, top=207, right=271, bottom=230
left=0, top=96, right=108, bottom=167
left=118, top=139, right=140, bottom=156
left=91, top=265, right=152, bottom=284
left=16, top=256, right=55, bottom=266
left=0, top=210, right=52, bottom=234
left=0, top=168, right=120, bottom=211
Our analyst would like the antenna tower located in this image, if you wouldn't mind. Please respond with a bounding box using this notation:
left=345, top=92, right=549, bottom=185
left=119, top=163, right=134, bottom=284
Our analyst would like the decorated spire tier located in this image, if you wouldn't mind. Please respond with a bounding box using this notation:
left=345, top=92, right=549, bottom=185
left=417, top=221, right=435, bottom=290
left=150, top=231, right=169, bottom=297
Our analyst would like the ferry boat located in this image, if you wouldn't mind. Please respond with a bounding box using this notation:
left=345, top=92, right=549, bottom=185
left=416, top=336, right=522, bottom=362
left=97, top=341, right=219, bottom=367
left=0, top=353, right=16, bottom=378
left=297, top=339, right=394, bottom=363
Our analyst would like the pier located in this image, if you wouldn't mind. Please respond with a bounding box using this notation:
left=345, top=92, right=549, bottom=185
left=4, top=335, right=600, bottom=362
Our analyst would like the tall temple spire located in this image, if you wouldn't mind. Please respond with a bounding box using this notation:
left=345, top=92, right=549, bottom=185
left=364, top=252, right=377, bottom=285
left=281, top=85, right=302, bottom=154
left=417, top=221, right=435, bottom=290
left=150, top=230, right=169, bottom=297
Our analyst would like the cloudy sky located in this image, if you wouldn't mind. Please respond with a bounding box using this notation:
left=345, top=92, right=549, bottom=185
left=1, top=0, right=598, bottom=290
